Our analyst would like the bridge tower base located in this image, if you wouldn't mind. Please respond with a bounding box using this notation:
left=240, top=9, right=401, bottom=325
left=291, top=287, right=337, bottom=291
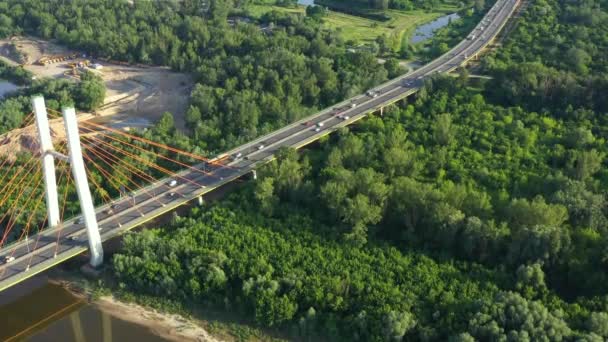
left=251, top=170, right=257, bottom=180
left=63, top=107, right=104, bottom=267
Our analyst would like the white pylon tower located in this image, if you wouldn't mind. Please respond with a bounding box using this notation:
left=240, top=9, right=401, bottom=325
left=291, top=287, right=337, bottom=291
left=32, top=97, right=60, bottom=228
left=32, top=97, right=104, bottom=267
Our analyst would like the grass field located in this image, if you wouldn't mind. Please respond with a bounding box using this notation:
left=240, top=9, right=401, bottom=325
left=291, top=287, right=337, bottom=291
left=246, top=3, right=461, bottom=49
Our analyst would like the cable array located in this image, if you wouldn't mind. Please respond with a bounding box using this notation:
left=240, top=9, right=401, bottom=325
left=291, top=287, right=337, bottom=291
left=0, top=106, right=234, bottom=279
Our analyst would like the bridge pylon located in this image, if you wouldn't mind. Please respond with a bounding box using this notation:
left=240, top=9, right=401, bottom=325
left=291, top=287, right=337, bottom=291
left=32, top=96, right=61, bottom=228
left=63, top=107, right=104, bottom=267
left=32, top=96, right=103, bottom=267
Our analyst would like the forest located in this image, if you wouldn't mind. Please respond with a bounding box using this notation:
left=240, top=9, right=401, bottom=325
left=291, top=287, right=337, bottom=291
left=0, top=65, right=105, bottom=135
left=0, top=0, right=398, bottom=152
left=111, top=0, right=608, bottom=340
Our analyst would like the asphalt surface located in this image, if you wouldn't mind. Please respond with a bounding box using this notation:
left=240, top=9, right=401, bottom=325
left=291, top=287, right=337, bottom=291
left=0, top=0, right=519, bottom=292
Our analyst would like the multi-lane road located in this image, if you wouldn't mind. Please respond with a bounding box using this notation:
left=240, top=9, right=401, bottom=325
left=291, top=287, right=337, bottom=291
left=0, top=0, right=520, bottom=292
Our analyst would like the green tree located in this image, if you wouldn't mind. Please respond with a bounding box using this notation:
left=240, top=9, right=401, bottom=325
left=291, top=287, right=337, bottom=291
left=75, top=71, right=106, bottom=111
left=383, top=310, right=416, bottom=341
left=433, top=113, right=455, bottom=146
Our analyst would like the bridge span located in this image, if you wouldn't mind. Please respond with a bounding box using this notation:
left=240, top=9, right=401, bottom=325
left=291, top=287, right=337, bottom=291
left=0, top=0, right=520, bottom=292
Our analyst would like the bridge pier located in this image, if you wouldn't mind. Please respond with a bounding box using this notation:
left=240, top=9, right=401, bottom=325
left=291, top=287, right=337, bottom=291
left=198, top=196, right=204, bottom=206
left=70, top=310, right=85, bottom=342
left=63, top=107, right=104, bottom=267
left=102, top=310, right=113, bottom=342
left=251, top=170, right=257, bottom=180
left=380, top=106, right=384, bottom=116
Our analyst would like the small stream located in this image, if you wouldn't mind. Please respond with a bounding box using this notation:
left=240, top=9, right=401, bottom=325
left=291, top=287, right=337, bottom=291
left=0, top=80, right=18, bottom=98
left=411, top=12, right=461, bottom=43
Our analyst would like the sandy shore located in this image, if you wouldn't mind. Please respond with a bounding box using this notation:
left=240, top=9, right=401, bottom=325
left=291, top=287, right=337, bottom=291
left=95, top=295, right=223, bottom=342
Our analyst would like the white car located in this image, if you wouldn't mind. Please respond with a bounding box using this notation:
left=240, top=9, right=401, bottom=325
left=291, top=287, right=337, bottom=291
left=314, top=127, right=321, bottom=132
left=69, top=236, right=78, bottom=241
left=317, top=122, right=324, bottom=127
left=4, top=256, right=14, bottom=263
left=342, top=115, right=350, bottom=120
left=350, top=103, right=357, bottom=108
left=168, top=179, right=177, bottom=187
left=258, top=145, right=265, bottom=150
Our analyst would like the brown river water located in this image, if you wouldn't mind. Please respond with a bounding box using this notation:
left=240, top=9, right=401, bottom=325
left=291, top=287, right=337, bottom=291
left=0, top=275, right=168, bottom=342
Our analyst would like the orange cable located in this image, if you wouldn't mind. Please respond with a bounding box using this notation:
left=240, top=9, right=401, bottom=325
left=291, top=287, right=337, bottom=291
left=80, top=142, right=165, bottom=209
left=81, top=134, right=206, bottom=189
left=0, top=154, right=39, bottom=204
left=22, top=176, right=50, bottom=267
left=81, top=153, right=145, bottom=216
left=0, top=163, right=41, bottom=245
left=0, top=167, right=43, bottom=247
left=80, top=136, right=187, bottom=197
left=78, top=120, right=227, bottom=168
left=54, top=167, right=71, bottom=256
left=80, top=125, right=221, bottom=180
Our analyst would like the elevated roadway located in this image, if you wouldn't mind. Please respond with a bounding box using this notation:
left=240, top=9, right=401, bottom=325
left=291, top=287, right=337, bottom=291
left=0, top=0, right=520, bottom=292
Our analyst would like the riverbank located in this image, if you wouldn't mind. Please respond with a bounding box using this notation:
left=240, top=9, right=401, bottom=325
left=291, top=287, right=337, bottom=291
left=49, top=274, right=226, bottom=342
left=95, top=295, right=222, bottom=342
left=47, top=262, right=283, bottom=342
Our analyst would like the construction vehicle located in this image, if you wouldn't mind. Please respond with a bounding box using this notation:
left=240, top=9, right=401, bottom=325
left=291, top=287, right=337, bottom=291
left=37, top=53, right=78, bottom=66
left=66, top=59, right=90, bottom=68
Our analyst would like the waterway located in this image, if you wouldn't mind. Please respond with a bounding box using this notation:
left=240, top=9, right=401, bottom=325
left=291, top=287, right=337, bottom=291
left=297, top=0, right=315, bottom=6
left=411, top=12, right=461, bottom=43
left=0, top=80, right=18, bottom=98
left=0, top=275, right=168, bottom=342
left=0, top=182, right=245, bottom=342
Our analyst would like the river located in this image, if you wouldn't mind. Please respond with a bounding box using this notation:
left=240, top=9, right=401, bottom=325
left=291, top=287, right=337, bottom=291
left=0, top=80, right=18, bottom=98
left=0, top=275, right=168, bottom=341
left=0, top=183, right=245, bottom=342
left=411, top=12, right=461, bottom=43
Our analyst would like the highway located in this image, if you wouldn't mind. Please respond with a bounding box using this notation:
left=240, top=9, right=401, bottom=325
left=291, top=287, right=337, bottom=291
left=0, top=0, right=520, bottom=292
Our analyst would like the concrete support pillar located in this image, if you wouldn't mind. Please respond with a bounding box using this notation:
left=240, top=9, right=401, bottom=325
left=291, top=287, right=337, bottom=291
left=63, top=107, right=104, bottom=267
left=380, top=106, right=384, bottom=116
left=102, top=310, right=113, bottom=342
left=70, top=311, right=85, bottom=342
left=198, top=196, right=204, bottom=206
left=32, top=96, right=60, bottom=228
left=251, top=170, right=257, bottom=180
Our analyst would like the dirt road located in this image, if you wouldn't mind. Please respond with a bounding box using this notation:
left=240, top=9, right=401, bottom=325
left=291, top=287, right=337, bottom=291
left=0, top=36, right=192, bottom=157
left=0, top=37, right=192, bottom=126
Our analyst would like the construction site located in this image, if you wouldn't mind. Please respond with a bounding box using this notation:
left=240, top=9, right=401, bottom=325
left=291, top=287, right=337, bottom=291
left=0, top=36, right=192, bottom=158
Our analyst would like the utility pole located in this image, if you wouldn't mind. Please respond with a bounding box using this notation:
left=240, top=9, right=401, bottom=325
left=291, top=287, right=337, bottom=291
left=63, top=107, right=104, bottom=267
